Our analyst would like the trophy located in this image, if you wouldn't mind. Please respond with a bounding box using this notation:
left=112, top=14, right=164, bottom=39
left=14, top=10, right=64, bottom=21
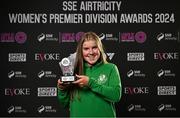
left=59, top=53, right=76, bottom=83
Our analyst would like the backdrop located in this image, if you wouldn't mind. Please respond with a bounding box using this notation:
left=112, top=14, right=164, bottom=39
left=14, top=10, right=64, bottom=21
left=0, top=0, right=179, bottom=117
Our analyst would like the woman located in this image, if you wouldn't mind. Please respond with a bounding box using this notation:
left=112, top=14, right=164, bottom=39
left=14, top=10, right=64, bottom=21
left=57, top=31, right=122, bottom=117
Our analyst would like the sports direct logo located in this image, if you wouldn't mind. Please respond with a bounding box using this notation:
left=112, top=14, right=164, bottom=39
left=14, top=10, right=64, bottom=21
left=8, top=53, right=26, bottom=62
left=127, top=52, right=145, bottom=61
left=157, top=86, right=176, bottom=95
left=37, top=87, right=57, bottom=97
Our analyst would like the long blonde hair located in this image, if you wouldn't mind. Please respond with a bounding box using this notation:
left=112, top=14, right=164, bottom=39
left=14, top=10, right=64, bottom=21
left=70, top=32, right=107, bottom=100
left=74, top=31, right=107, bottom=75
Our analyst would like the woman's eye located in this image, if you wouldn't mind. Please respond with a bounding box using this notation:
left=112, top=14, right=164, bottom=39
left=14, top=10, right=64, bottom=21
left=93, top=46, right=97, bottom=49
left=83, top=48, right=89, bottom=50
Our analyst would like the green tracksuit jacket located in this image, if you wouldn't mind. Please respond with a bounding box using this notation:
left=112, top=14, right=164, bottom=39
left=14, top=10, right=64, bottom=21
left=58, top=62, right=122, bottom=117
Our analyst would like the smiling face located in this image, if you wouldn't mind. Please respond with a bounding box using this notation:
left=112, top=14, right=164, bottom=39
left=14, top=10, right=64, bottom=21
left=82, top=40, right=100, bottom=66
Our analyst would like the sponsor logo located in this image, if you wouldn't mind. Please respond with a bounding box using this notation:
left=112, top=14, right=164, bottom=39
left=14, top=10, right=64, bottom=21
left=35, top=53, right=60, bottom=61
left=99, top=33, right=118, bottom=41
left=8, top=70, right=27, bottom=79
left=37, top=105, right=56, bottom=113
left=8, top=71, right=15, bottom=78
left=127, top=69, right=145, bottom=78
left=38, top=70, right=57, bottom=78
left=99, top=33, right=106, bottom=40
left=157, top=86, right=176, bottom=95
left=127, top=52, right=145, bottom=61
left=127, top=104, right=146, bottom=112
left=7, top=106, right=27, bottom=114
left=8, top=53, right=26, bottom=62
left=124, top=87, right=149, bottom=95
left=157, top=69, right=175, bottom=77
left=37, top=33, right=58, bottom=42
left=119, top=31, right=146, bottom=43
left=106, top=53, right=115, bottom=60
left=0, top=32, right=27, bottom=44
left=157, top=32, right=179, bottom=42
left=37, top=87, right=57, bottom=97
left=158, top=104, right=176, bottom=112
left=7, top=106, right=15, bottom=114
left=5, top=88, right=30, bottom=96
left=154, top=52, right=179, bottom=60
left=59, top=32, right=84, bottom=43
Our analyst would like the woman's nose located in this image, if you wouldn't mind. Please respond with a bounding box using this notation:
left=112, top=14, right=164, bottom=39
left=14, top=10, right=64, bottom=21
left=89, top=48, right=93, bottom=54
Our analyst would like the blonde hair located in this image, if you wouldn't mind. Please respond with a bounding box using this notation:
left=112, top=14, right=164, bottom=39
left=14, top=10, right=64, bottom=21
left=74, top=31, right=107, bottom=75
left=70, top=32, right=107, bottom=100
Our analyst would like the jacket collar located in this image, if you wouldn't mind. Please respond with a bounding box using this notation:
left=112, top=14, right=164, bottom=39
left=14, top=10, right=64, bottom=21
left=84, top=61, right=103, bottom=69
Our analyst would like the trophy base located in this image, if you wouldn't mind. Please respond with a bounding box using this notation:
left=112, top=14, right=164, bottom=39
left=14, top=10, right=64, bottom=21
left=61, top=76, right=75, bottom=83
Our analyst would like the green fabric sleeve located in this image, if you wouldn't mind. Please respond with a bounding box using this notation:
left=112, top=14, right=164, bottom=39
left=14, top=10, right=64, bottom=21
left=88, top=65, right=122, bottom=102
left=57, top=88, right=70, bottom=108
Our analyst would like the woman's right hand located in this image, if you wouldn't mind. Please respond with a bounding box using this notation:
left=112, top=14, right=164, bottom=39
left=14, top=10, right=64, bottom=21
left=57, top=79, right=68, bottom=90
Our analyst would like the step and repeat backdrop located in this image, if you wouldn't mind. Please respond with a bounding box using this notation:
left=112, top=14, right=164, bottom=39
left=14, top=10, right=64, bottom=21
left=0, top=0, right=179, bottom=117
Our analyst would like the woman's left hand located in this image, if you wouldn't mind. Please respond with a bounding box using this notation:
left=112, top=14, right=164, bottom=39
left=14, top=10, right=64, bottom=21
left=73, top=74, right=89, bottom=87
